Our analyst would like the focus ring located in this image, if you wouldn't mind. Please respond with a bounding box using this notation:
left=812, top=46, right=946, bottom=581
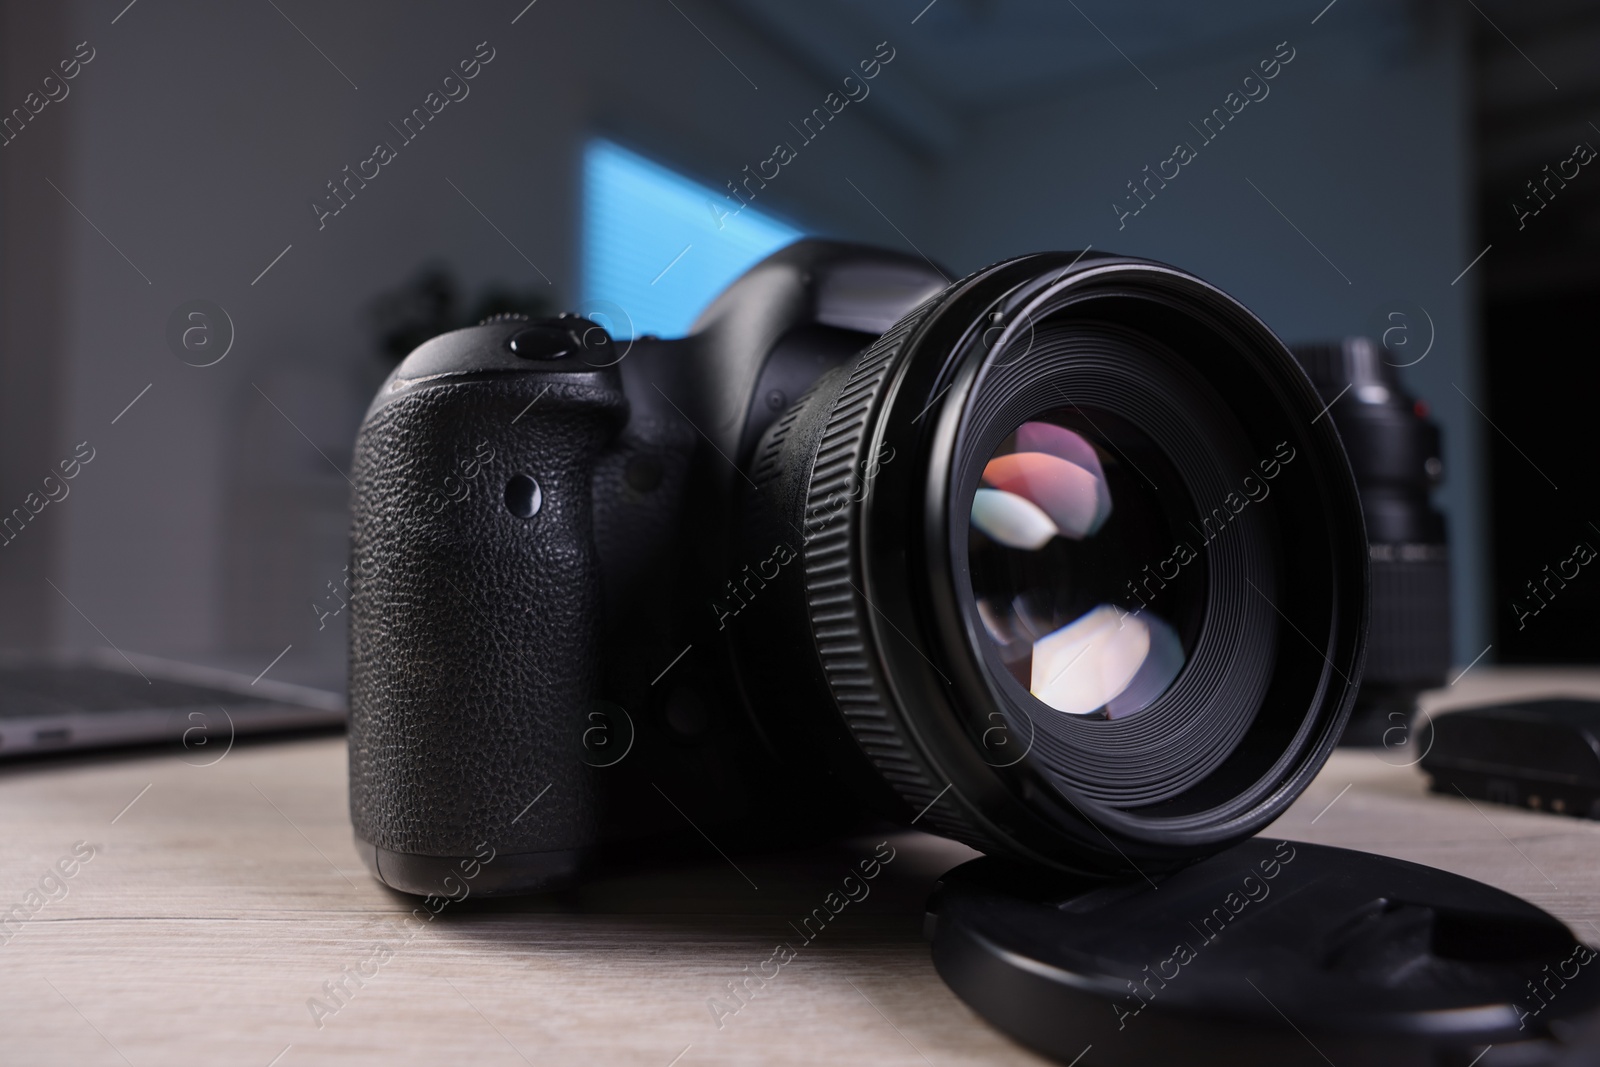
left=798, top=299, right=986, bottom=848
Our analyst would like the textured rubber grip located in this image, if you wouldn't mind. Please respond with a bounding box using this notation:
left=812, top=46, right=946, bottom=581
left=348, top=370, right=626, bottom=867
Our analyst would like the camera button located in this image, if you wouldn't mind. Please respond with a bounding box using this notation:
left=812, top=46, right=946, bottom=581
left=507, top=325, right=577, bottom=360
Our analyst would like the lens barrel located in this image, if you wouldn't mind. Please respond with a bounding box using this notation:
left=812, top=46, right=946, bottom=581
left=735, top=253, right=1368, bottom=877
left=1291, top=338, right=1451, bottom=747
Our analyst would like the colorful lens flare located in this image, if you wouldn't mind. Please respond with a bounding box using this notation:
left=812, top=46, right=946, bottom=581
left=968, top=421, right=1187, bottom=720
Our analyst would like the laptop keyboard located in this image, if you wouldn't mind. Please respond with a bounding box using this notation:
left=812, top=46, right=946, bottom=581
left=0, top=665, right=279, bottom=718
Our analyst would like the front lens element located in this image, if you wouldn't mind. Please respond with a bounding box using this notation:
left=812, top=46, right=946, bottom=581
left=968, top=415, right=1203, bottom=721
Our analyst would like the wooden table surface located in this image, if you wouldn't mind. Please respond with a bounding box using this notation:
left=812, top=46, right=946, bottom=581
left=3, top=667, right=1600, bottom=1066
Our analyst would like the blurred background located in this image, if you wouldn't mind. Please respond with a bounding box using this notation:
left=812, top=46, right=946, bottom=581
left=1, top=0, right=1595, bottom=693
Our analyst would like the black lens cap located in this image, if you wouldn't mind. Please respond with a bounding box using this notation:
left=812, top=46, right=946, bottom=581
left=927, top=838, right=1600, bottom=1065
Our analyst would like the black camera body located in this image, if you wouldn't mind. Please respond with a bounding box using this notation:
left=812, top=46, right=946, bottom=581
left=349, top=239, right=1368, bottom=897
left=349, top=241, right=951, bottom=894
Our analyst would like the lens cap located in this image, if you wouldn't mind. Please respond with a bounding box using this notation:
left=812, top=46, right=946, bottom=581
left=927, top=839, right=1600, bottom=1065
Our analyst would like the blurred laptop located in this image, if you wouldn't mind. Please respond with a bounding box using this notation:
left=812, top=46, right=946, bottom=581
left=0, top=648, right=344, bottom=760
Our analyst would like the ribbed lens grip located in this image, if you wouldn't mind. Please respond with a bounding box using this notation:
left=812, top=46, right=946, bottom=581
left=743, top=294, right=987, bottom=847
left=1364, top=547, right=1451, bottom=684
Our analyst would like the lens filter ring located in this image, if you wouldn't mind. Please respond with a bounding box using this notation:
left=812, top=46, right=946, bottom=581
left=833, top=254, right=1368, bottom=873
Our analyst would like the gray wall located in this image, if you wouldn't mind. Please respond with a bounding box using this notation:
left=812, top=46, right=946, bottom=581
left=924, top=5, right=1489, bottom=663
left=0, top=2, right=74, bottom=650
left=0, top=0, right=933, bottom=686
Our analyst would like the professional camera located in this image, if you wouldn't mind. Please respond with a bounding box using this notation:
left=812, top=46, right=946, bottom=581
left=347, top=240, right=1367, bottom=897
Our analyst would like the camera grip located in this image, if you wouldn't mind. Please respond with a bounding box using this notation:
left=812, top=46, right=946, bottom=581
left=348, top=366, right=625, bottom=895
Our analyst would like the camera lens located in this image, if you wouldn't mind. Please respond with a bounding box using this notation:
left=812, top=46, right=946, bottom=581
left=945, top=313, right=1298, bottom=816
left=967, top=415, right=1200, bottom=722
left=1290, top=337, right=1451, bottom=747
left=737, top=252, right=1366, bottom=877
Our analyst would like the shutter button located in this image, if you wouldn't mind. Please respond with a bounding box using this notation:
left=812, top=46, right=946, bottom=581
left=506, top=318, right=614, bottom=364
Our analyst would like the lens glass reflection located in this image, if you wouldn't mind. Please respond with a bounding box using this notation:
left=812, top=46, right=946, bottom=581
left=967, top=414, right=1204, bottom=720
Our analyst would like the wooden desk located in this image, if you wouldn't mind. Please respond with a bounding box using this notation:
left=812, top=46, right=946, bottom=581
left=4, top=668, right=1600, bottom=1066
